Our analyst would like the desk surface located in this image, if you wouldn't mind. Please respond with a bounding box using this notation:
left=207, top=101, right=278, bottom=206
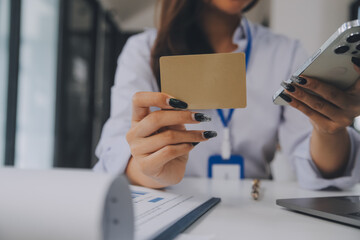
left=166, top=178, right=360, bottom=240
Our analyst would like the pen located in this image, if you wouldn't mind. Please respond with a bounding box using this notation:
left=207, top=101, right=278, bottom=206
left=251, top=179, right=260, bottom=200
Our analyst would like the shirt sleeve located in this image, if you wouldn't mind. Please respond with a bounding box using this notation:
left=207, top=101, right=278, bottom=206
left=293, top=127, right=360, bottom=190
left=93, top=31, right=158, bottom=174
left=279, top=41, right=360, bottom=190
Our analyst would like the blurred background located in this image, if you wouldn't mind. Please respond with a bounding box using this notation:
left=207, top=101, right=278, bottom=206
left=0, top=0, right=360, bottom=173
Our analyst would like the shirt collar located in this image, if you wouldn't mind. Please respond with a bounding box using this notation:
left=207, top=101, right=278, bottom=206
left=232, top=17, right=252, bottom=53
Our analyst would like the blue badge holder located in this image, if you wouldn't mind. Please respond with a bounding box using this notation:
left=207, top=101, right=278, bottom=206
left=208, top=155, right=244, bottom=179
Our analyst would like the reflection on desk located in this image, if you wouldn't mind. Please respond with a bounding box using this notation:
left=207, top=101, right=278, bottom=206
left=166, top=178, right=360, bottom=240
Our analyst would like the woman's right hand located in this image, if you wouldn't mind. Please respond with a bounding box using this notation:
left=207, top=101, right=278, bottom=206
left=125, top=92, right=217, bottom=188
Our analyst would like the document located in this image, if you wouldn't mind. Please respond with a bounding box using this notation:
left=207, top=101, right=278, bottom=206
left=132, top=186, right=220, bottom=240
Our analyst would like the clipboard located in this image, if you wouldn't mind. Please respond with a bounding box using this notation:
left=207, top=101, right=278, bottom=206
left=153, top=197, right=221, bottom=240
left=132, top=185, right=221, bottom=240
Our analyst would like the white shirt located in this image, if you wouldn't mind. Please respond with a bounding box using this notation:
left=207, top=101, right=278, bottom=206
left=94, top=20, right=360, bottom=190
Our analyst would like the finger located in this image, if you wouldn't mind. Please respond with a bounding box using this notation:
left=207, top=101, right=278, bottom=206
left=351, top=57, right=360, bottom=75
left=135, top=111, right=211, bottom=137
left=346, top=78, right=360, bottom=95
left=353, top=64, right=360, bottom=75
left=289, top=76, right=348, bottom=109
left=285, top=95, right=335, bottom=126
left=131, top=130, right=213, bottom=154
left=282, top=94, right=348, bottom=134
left=142, top=143, right=194, bottom=174
left=348, top=57, right=360, bottom=94
left=132, top=92, right=188, bottom=122
left=283, top=84, right=352, bottom=125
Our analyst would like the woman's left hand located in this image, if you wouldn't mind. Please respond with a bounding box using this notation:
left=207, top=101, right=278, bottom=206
left=281, top=66, right=360, bottom=135
left=280, top=62, right=360, bottom=177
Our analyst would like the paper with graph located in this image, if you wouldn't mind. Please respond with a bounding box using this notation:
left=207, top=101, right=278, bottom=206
left=132, top=185, right=209, bottom=240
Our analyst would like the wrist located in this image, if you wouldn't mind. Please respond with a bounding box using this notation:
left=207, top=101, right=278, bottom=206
left=125, top=156, right=168, bottom=189
left=312, top=125, right=347, bottom=138
left=310, top=128, right=350, bottom=178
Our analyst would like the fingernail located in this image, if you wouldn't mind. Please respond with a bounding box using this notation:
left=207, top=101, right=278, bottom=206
left=279, top=93, right=292, bottom=103
left=203, top=131, right=217, bottom=139
left=168, top=98, right=188, bottom=109
left=351, top=57, right=360, bottom=67
left=193, top=113, right=212, bottom=122
left=192, top=142, right=200, bottom=146
left=281, top=82, right=295, bottom=92
left=293, top=76, right=307, bottom=85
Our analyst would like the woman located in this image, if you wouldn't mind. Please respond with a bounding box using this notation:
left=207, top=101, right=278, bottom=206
left=94, top=0, right=360, bottom=189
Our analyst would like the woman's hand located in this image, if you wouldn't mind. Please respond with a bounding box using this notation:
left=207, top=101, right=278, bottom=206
left=125, top=92, right=217, bottom=188
left=280, top=62, right=360, bottom=177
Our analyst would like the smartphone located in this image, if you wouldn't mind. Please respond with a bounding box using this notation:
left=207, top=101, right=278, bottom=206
left=273, top=19, right=360, bottom=105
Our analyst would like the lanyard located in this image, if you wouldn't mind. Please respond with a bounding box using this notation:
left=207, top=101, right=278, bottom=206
left=218, top=18, right=252, bottom=159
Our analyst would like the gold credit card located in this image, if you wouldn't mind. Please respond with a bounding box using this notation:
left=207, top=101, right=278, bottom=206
left=160, top=52, right=247, bottom=109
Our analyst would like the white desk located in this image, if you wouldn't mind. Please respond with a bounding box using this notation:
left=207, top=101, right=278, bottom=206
left=166, top=178, right=360, bottom=240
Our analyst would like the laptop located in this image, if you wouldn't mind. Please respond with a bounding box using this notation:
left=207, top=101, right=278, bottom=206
left=276, top=196, right=360, bottom=228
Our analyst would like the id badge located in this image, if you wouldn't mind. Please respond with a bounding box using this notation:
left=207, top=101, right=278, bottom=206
left=208, top=155, right=244, bottom=180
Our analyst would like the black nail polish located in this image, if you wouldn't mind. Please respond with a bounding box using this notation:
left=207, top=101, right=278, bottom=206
left=203, top=131, right=217, bottom=139
left=169, top=98, right=188, bottom=109
left=192, top=142, right=200, bottom=146
left=194, top=113, right=212, bottom=122
left=294, top=76, right=307, bottom=85
left=351, top=57, right=360, bottom=67
left=279, top=93, right=292, bottom=103
left=281, top=82, right=295, bottom=92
